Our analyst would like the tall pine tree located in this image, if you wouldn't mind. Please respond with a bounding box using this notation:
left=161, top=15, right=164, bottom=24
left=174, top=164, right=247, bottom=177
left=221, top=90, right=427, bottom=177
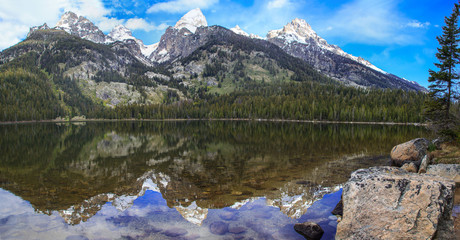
left=426, top=2, right=460, bottom=137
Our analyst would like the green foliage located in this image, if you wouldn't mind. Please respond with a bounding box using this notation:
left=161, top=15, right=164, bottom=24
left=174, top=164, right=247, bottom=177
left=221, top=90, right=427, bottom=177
left=0, top=67, right=65, bottom=121
left=427, top=143, right=437, bottom=152
left=0, top=28, right=428, bottom=123
left=425, top=2, right=460, bottom=138
left=104, top=82, right=427, bottom=123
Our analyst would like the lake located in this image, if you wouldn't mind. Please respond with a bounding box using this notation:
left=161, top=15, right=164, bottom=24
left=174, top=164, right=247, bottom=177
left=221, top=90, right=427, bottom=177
left=0, top=121, right=427, bottom=239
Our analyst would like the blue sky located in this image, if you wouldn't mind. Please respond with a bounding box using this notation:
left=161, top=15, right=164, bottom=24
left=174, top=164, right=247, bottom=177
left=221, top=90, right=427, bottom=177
left=0, top=0, right=457, bottom=87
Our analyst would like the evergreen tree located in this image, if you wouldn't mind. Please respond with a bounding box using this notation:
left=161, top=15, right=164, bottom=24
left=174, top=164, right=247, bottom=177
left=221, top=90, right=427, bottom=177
left=426, top=2, right=460, bottom=137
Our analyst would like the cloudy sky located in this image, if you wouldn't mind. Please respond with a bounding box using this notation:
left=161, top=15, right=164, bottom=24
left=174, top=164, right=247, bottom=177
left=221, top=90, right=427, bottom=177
left=0, top=0, right=456, bottom=87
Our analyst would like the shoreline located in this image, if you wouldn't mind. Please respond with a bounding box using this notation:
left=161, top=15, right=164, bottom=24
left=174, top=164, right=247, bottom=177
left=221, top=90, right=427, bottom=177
left=0, top=118, right=428, bottom=126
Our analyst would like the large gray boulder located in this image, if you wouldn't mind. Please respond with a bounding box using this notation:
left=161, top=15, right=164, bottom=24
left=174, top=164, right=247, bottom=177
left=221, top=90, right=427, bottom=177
left=336, top=167, right=455, bottom=240
left=390, top=138, right=430, bottom=167
left=427, top=164, right=460, bottom=185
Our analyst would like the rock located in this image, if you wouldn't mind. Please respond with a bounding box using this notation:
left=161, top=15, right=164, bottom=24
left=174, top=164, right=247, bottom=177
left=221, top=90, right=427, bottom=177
left=401, top=162, right=418, bottom=173
left=229, top=226, right=247, bottom=234
left=418, top=155, right=429, bottom=173
left=294, top=222, right=324, bottom=240
left=65, top=236, right=89, bottom=240
left=163, top=228, right=188, bottom=237
left=254, top=210, right=272, bottom=219
left=432, top=138, right=443, bottom=149
left=219, top=211, right=237, bottom=221
left=427, top=164, right=460, bottom=184
left=331, top=198, right=343, bottom=216
left=336, top=166, right=455, bottom=240
left=391, top=138, right=430, bottom=167
left=209, top=221, right=229, bottom=235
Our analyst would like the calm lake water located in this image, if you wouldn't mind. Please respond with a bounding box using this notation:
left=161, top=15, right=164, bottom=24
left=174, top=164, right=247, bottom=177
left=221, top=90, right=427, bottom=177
left=0, top=121, right=427, bottom=240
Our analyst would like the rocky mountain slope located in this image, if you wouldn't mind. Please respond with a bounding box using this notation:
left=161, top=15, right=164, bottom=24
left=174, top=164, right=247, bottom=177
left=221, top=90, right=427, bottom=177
left=0, top=9, right=427, bottom=121
left=265, top=19, right=425, bottom=91
left=22, top=8, right=423, bottom=92
left=55, top=11, right=111, bottom=44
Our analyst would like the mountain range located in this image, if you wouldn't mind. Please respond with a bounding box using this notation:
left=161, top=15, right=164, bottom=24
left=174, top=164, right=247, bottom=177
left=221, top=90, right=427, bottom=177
left=0, top=8, right=426, bottom=121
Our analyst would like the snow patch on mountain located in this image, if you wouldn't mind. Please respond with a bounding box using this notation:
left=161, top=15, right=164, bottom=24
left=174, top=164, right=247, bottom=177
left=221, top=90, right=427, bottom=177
left=141, top=43, right=159, bottom=58
left=174, top=8, right=207, bottom=34
left=231, top=25, right=263, bottom=39
left=109, top=24, right=158, bottom=58
left=231, top=25, right=249, bottom=37
left=55, top=11, right=79, bottom=32
left=267, top=18, right=386, bottom=74
left=175, top=202, right=208, bottom=226
left=108, top=25, right=136, bottom=41
left=55, top=11, right=112, bottom=44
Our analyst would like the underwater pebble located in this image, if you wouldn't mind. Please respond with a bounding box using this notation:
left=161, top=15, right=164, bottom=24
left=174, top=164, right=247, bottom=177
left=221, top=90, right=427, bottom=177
left=163, top=228, right=188, bottom=237
left=254, top=211, right=272, bottom=219
left=183, top=233, right=201, bottom=240
left=65, top=235, right=89, bottom=240
left=219, top=211, right=237, bottom=221
left=229, top=226, right=247, bottom=234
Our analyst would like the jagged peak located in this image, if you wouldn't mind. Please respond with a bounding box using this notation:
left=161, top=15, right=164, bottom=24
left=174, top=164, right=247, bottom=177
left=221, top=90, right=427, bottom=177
left=230, top=25, right=249, bottom=37
left=109, top=25, right=135, bottom=41
left=54, top=11, right=111, bottom=44
left=267, top=18, right=318, bottom=43
left=285, top=18, right=316, bottom=37
left=174, top=8, right=207, bottom=34
left=56, top=11, right=79, bottom=28
left=27, top=23, right=50, bottom=38
left=267, top=18, right=387, bottom=74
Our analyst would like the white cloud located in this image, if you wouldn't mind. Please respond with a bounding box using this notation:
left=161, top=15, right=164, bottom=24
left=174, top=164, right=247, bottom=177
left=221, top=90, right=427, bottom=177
left=146, top=0, right=219, bottom=13
left=64, top=0, right=110, bottom=20
left=322, top=0, right=427, bottom=45
left=406, top=20, right=430, bottom=28
left=0, top=0, right=167, bottom=49
left=0, top=21, right=29, bottom=49
left=125, top=18, right=168, bottom=31
left=97, top=17, right=125, bottom=32
left=0, top=0, right=113, bottom=50
left=267, top=0, right=290, bottom=9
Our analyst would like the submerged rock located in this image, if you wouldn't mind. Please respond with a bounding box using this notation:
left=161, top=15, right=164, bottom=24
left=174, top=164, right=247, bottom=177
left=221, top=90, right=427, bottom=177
left=294, top=222, right=324, bottom=239
left=336, top=166, right=455, bottom=240
left=390, top=138, right=430, bottom=167
left=162, top=228, right=188, bottom=237
left=209, top=221, right=229, bottom=235
left=229, top=226, right=247, bottom=234
left=219, top=211, right=237, bottom=221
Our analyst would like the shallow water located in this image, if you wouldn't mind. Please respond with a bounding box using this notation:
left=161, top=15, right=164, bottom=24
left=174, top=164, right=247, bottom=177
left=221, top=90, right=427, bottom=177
left=0, top=121, right=427, bottom=239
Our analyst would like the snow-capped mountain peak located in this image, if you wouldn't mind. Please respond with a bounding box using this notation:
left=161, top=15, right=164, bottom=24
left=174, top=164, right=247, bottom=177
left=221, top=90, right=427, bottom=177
left=55, top=11, right=79, bottom=31
left=55, top=11, right=112, bottom=44
left=267, top=18, right=386, bottom=74
left=267, top=18, right=320, bottom=44
left=174, top=8, right=207, bottom=34
left=109, top=25, right=135, bottom=41
left=231, top=25, right=249, bottom=37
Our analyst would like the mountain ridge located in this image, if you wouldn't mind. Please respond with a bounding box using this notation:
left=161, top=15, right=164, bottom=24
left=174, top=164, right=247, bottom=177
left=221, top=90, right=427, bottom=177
left=0, top=8, right=429, bottom=122
left=18, top=9, right=424, bottom=91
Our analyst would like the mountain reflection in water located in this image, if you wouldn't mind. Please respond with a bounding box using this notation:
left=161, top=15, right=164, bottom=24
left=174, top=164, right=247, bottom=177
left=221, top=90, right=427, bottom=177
left=0, top=121, right=427, bottom=239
